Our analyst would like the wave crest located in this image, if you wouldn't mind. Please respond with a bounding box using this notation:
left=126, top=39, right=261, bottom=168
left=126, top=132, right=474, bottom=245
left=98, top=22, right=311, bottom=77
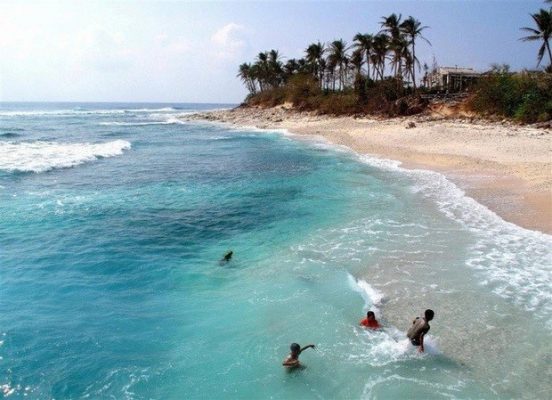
left=99, top=117, right=185, bottom=127
left=0, top=107, right=178, bottom=117
left=0, top=140, right=131, bottom=173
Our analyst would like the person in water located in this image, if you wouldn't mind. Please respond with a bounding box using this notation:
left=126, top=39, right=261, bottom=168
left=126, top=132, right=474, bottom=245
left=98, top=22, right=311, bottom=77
left=406, top=309, right=434, bottom=352
left=360, top=311, right=381, bottom=330
left=282, top=343, right=315, bottom=368
left=220, top=250, right=233, bottom=264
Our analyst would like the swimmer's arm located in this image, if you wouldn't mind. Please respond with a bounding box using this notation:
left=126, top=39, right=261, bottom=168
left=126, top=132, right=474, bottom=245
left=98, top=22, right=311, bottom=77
left=419, top=333, right=425, bottom=353
left=300, top=344, right=315, bottom=353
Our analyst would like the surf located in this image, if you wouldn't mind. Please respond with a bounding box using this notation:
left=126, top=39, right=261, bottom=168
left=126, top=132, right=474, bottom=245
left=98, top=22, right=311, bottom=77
left=0, top=139, right=131, bottom=173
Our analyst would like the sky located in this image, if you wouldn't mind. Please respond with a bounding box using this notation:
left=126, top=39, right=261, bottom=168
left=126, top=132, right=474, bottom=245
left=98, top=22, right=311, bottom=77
left=0, top=0, right=548, bottom=103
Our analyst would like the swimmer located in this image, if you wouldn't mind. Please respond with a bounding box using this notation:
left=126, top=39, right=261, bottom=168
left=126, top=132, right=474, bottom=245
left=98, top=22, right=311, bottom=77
left=219, top=250, right=233, bottom=264
left=406, top=309, right=434, bottom=353
left=359, top=310, right=381, bottom=330
left=282, top=343, right=315, bottom=368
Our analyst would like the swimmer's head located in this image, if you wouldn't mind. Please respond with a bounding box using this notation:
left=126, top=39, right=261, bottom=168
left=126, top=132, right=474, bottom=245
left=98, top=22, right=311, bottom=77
left=290, top=343, right=301, bottom=355
left=425, top=309, right=434, bottom=321
left=367, top=311, right=376, bottom=320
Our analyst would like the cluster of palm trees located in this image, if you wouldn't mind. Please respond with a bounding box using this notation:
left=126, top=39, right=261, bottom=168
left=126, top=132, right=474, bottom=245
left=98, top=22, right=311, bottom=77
left=520, top=2, right=552, bottom=70
left=238, top=14, right=430, bottom=96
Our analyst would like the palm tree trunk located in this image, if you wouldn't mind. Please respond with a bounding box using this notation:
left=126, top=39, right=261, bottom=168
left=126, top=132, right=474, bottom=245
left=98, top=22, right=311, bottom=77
left=546, top=39, right=552, bottom=67
left=412, top=38, right=417, bottom=92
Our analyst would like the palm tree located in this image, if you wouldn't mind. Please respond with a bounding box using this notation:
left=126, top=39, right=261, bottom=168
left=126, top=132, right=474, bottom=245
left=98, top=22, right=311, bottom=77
left=520, top=8, right=552, bottom=68
left=381, top=13, right=402, bottom=39
left=350, top=48, right=364, bottom=76
left=268, top=49, right=284, bottom=87
left=297, top=58, right=308, bottom=73
left=400, top=16, right=431, bottom=91
left=371, top=33, right=389, bottom=80
left=254, top=52, right=269, bottom=91
left=401, top=43, right=414, bottom=85
left=283, top=58, right=300, bottom=81
left=318, top=58, right=327, bottom=90
left=380, top=14, right=403, bottom=78
left=353, top=33, right=374, bottom=80
left=388, top=35, right=409, bottom=79
left=305, top=42, right=326, bottom=86
left=326, top=56, right=337, bottom=90
left=328, top=39, right=349, bottom=90
left=237, top=63, right=256, bottom=94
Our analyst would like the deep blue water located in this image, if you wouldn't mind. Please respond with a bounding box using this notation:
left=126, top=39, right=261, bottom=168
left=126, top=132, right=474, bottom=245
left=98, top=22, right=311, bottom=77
left=0, top=103, right=550, bottom=399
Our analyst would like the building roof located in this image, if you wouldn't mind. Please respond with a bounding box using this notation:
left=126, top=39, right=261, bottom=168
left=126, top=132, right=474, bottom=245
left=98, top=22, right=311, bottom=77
left=438, top=67, right=480, bottom=75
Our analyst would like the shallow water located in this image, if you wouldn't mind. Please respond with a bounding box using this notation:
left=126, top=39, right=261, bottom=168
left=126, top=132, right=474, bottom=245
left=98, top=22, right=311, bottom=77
left=0, top=103, right=550, bottom=399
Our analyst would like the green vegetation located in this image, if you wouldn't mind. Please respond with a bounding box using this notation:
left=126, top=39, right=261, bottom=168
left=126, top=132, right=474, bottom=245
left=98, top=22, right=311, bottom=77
left=468, top=2, right=552, bottom=123
left=237, top=13, right=430, bottom=116
left=237, top=6, right=552, bottom=122
left=468, top=71, right=552, bottom=123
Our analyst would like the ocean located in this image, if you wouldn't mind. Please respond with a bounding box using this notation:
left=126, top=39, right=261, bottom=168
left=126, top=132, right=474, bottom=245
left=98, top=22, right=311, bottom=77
left=0, top=102, right=550, bottom=399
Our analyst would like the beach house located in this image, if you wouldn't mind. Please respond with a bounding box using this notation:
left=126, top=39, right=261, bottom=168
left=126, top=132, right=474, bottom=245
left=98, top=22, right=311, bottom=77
left=424, top=66, right=481, bottom=92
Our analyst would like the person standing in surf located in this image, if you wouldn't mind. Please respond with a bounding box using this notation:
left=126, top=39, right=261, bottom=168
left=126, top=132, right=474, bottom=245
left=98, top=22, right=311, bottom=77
left=282, top=343, right=315, bottom=369
left=407, top=309, right=434, bottom=352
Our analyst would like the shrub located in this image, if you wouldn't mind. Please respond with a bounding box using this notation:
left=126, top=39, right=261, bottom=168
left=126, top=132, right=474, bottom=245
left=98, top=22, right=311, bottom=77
left=468, top=72, right=552, bottom=123
left=244, top=75, right=427, bottom=117
left=287, top=74, right=321, bottom=106
left=317, top=93, right=359, bottom=115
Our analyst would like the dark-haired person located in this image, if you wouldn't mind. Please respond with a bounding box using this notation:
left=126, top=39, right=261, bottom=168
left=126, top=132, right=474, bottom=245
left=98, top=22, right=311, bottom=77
left=360, top=311, right=381, bottom=330
left=406, top=309, right=434, bottom=353
left=282, top=343, right=315, bottom=368
left=219, top=250, right=233, bottom=265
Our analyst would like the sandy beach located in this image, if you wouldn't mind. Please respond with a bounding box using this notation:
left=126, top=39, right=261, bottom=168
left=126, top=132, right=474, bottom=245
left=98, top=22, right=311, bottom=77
left=184, top=107, right=552, bottom=234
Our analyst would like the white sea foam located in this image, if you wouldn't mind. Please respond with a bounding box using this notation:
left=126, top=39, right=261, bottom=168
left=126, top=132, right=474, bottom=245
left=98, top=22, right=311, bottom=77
left=348, top=274, right=384, bottom=315
left=99, top=113, right=191, bottom=126
left=358, top=153, right=552, bottom=328
left=0, top=140, right=131, bottom=173
left=0, top=107, right=178, bottom=117
left=99, top=119, right=184, bottom=126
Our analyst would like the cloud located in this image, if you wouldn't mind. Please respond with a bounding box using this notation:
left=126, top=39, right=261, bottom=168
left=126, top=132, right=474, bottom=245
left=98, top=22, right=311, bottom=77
left=210, top=23, right=246, bottom=60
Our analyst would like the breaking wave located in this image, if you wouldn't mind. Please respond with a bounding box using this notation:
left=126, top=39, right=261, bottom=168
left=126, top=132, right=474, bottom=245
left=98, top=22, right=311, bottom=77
left=99, top=117, right=185, bottom=126
left=0, top=107, right=178, bottom=117
left=0, top=140, right=131, bottom=173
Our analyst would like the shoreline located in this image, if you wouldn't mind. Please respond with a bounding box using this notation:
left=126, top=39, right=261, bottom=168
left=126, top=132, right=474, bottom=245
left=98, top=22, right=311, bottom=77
left=183, top=107, right=552, bottom=234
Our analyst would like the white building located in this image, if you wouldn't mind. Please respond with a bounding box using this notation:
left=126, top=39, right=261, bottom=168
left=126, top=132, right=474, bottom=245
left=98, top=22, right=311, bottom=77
left=424, top=67, right=481, bottom=91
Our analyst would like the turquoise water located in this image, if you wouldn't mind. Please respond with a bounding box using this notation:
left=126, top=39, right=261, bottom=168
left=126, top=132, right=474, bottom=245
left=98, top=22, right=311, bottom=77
left=0, top=103, right=550, bottom=399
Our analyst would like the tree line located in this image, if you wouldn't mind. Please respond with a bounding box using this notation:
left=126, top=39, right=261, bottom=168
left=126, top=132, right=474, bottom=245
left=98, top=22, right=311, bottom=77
left=237, top=14, right=430, bottom=95
left=238, top=2, right=552, bottom=97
